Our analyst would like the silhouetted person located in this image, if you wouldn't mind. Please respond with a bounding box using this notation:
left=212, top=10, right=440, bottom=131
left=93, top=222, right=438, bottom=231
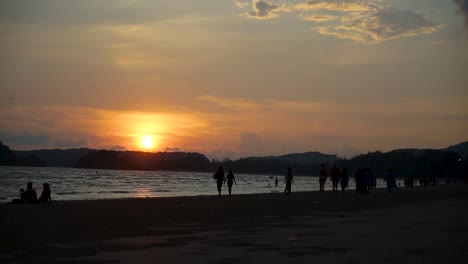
left=330, top=164, right=339, bottom=192
left=284, top=168, right=294, bottom=195
left=385, top=168, right=397, bottom=193
left=39, top=183, right=51, bottom=203
left=10, top=188, right=26, bottom=204
left=355, top=168, right=365, bottom=194
left=224, top=169, right=236, bottom=196
left=340, top=168, right=349, bottom=193
left=319, top=164, right=327, bottom=193
left=213, top=166, right=225, bottom=197
left=275, top=177, right=279, bottom=187
left=24, top=182, right=38, bottom=203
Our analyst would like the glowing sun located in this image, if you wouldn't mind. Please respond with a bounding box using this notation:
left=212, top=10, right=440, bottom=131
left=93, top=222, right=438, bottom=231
left=140, top=135, right=155, bottom=149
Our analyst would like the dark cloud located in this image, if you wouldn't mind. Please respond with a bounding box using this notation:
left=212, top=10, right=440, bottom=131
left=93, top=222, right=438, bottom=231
left=0, top=132, right=49, bottom=145
left=314, top=6, right=441, bottom=43
left=54, top=139, right=87, bottom=148
left=109, top=145, right=126, bottom=151
left=241, top=0, right=290, bottom=19
left=454, top=0, right=468, bottom=26
left=164, top=147, right=182, bottom=152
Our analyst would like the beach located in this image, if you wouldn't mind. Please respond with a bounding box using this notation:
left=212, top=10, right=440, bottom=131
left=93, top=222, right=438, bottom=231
left=1, top=184, right=468, bottom=264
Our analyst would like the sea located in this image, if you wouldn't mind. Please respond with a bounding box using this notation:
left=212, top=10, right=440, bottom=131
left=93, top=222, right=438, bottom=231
left=0, top=166, right=405, bottom=202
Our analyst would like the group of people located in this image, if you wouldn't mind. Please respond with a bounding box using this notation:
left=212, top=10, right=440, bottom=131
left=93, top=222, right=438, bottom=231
left=319, top=164, right=350, bottom=193
left=214, top=164, right=400, bottom=196
left=213, top=166, right=236, bottom=197
left=11, top=182, right=52, bottom=204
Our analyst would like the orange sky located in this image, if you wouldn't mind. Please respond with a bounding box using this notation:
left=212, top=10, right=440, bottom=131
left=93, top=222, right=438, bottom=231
left=1, top=0, right=467, bottom=158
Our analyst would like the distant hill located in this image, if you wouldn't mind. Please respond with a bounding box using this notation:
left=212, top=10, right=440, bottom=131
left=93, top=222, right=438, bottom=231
left=445, top=141, right=468, bottom=158
left=2, top=141, right=467, bottom=178
left=75, top=150, right=212, bottom=171
left=14, top=148, right=97, bottom=167
left=277, top=151, right=338, bottom=164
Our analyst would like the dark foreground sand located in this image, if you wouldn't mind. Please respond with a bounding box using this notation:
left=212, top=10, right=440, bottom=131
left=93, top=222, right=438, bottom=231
left=1, top=185, right=468, bottom=264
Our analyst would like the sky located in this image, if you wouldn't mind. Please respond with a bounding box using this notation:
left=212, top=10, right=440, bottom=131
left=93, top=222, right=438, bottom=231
left=0, top=0, right=467, bottom=159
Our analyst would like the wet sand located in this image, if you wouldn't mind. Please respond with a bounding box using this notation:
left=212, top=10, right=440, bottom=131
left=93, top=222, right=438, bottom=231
left=1, top=185, right=468, bottom=263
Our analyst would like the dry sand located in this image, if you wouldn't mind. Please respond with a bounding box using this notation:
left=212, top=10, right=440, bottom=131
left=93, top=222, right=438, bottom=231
left=1, top=185, right=468, bottom=264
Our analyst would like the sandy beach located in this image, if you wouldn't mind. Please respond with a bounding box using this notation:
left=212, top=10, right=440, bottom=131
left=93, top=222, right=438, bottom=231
left=1, top=184, right=468, bottom=264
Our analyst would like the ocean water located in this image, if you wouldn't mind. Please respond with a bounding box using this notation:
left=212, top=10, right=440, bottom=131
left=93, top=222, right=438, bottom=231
left=0, top=166, right=403, bottom=202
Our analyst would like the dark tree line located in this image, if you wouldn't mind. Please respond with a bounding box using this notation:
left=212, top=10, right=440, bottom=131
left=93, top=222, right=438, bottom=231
left=1, top=141, right=467, bottom=179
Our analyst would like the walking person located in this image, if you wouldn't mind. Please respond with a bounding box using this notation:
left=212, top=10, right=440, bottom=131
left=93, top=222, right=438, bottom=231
left=224, top=169, right=236, bottom=196
left=213, top=166, right=225, bottom=197
left=319, top=164, right=327, bottom=193
left=340, top=168, right=349, bottom=193
left=284, top=168, right=294, bottom=195
left=330, top=164, right=339, bottom=192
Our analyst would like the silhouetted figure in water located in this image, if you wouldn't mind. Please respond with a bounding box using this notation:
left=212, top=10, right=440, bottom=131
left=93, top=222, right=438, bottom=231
left=275, top=177, right=279, bottom=187
left=319, top=164, right=327, bottom=193
left=330, top=164, right=339, bottom=192
left=284, top=168, right=294, bottom=195
left=213, top=166, right=225, bottom=197
left=385, top=168, right=397, bottom=193
left=38, top=183, right=51, bottom=203
left=224, top=169, right=236, bottom=196
left=340, top=168, right=349, bottom=193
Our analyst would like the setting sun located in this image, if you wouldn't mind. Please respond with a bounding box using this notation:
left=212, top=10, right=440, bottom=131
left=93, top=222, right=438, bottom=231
left=140, top=135, right=155, bottom=149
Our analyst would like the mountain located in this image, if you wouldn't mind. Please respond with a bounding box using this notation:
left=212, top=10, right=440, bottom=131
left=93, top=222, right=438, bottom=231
left=75, top=150, right=212, bottom=171
left=445, top=141, right=468, bottom=158
left=14, top=148, right=97, bottom=167
left=277, top=151, right=338, bottom=164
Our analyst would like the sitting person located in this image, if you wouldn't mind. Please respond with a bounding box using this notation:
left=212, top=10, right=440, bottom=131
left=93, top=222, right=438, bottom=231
left=38, top=183, right=52, bottom=203
left=23, top=182, right=38, bottom=204
left=10, top=188, right=26, bottom=204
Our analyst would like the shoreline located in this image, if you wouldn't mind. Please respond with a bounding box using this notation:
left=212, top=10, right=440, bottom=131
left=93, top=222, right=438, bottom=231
left=2, top=184, right=468, bottom=263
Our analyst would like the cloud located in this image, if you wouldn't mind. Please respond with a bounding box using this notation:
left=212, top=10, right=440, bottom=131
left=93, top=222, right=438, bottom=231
left=299, top=13, right=337, bottom=22
left=454, top=0, right=468, bottom=26
left=54, top=139, right=87, bottom=148
left=294, top=0, right=377, bottom=12
left=164, top=146, right=182, bottom=152
left=240, top=0, right=291, bottom=19
left=239, top=0, right=442, bottom=43
left=0, top=132, right=49, bottom=146
left=197, top=95, right=257, bottom=111
left=313, top=6, right=442, bottom=44
left=234, top=1, right=249, bottom=8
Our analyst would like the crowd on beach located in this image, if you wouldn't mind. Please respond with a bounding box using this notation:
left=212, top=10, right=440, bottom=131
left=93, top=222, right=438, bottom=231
left=10, top=182, right=51, bottom=204
left=213, top=164, right=403, bottom=196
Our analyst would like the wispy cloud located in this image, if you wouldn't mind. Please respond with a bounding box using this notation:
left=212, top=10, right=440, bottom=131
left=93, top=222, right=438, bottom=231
left=299, top=13, right=337, bottom=22
left=234, top=1, right=249, bottom=8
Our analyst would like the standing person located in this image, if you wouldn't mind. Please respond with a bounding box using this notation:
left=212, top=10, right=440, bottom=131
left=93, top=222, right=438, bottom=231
left=213, top=166, right=225, bottom=197
left=275, top=177, right=279, bottom=187
left=330, top=164, right=339, bottom=192
left=355, top=168, right=364, bottom=194
left=284, top=168, right=294, bottom=195
left=340, top=168, right=349, bottom=193
left=385, top=168, right=397, bottom=193
left=224, top=169, right=236, bottom=196
left=38, top=183, right=52, bottom=203
left=319, top=164, right=327, bottom=193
